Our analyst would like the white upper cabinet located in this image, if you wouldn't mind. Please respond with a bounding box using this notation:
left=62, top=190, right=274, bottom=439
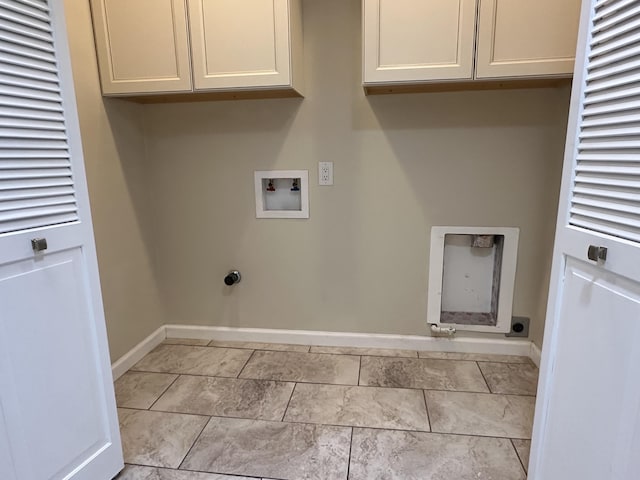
left=90, top=0, right=303, bottom=97
left=90, top=0, right=192, bottom=94
left=363, top=0, right=477, bottom=84
left=475, top=0, right=582, bottom=79
left=363, top=0, right=581, bottom=87
left=188, top=0, right=302, bottom=91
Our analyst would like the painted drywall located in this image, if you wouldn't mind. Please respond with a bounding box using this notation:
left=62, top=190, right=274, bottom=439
left=140, top=0, right=569, bottom=347
left=64, top=1, right=165, bottom=361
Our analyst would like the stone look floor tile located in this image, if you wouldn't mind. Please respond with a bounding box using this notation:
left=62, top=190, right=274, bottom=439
left=117, top=464, right=255, bottom=479
left=425, top=391, right=535, bottom=439
left=478, top=362, right=539, bottom=395
left=349, top=428, right=525, bottom=480
left=239, top=350, right=360, bottom=385
left=284, top=383, right=429, bottom=431
left=117, top=408, right=208, bottom=468
left=309, top=345, right=417, bottom=358
left=418, top=351, right=533, bottom=364
left=163, top=338, right=211, bottom=346
left=512, top=439, right=531, bottom=472
left=359, top=356, right=489, bottom=392
left=152, top=375, right=295, bottom=420
left=132, top=344, right=252, bottom=377
left=115, top=372, right=178, bottom=409
left=181, top=417, right=351, bottom=480
left=208, top=340, right=310, bottom=352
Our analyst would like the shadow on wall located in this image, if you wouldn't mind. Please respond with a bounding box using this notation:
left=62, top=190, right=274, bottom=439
left=143, top=96, right=305, bottom=136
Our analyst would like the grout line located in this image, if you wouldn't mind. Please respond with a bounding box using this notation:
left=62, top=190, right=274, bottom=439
left=146, top=374, right=181, bottom=411
left=476, top=361, right=494, bottom=393
left=164, top=341, right=314, bottom=356
left=422, top=390, right=432, bottom=432
left=124, top=463, right=267, bottom=479
left=235, top=350, right=256, bottom=379
left=510, top=438, right=529, bottom=475
left=177, top=416, right=211, bottom=470
left=281, top=382, right=297, bottom=422
left=122, top=369, right=536, bottom=397
left=159, top=340, right=533, bottom=363
left=346, top=427, right=354, bottom=480
left=118, top=406, right=209, bottom=419
left=118, top=407, right=531, bottom=441
left=170, top=344, right=424, bottom=359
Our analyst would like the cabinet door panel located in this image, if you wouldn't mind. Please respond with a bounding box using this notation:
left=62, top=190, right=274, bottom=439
left=91, top=0, right=192, bottom=94
left=189, top=0, right=293, bottom=90
left=363, top=0, right=477, bottom=84
left=476, top=0, right=581, bottom=79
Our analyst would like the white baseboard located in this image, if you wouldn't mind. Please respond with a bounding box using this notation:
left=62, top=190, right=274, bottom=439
left=111, top=326, right=166, bottom=380
left=164, top=324, right=533, bottom=357
left=530, top=342, right=542, bottom=367
left=114, top=325, right=539, bottom=377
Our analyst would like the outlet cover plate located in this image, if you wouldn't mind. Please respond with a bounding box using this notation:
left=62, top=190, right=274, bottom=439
left=319, top=161, right=333, bottom=186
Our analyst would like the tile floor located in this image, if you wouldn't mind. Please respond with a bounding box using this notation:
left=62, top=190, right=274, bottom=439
left=115, top=339, right=538, bottom=480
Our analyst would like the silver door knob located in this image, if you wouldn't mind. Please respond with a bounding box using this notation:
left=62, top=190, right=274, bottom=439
left=31, top=238, right=47, bottom=252
left=587, top=245, right=607, bottom=262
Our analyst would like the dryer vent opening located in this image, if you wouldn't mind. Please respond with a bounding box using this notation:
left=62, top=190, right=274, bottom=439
left=428, top=227, right=519, bottom=334
left=440, top=233, right=504, bottom=327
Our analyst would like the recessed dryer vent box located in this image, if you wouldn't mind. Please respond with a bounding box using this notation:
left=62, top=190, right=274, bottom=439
left=254, top=170, right=309, bottom=219
left=427, top=226, right=519, bottom=333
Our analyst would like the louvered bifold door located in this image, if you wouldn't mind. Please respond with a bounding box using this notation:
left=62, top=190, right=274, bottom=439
left=571, top=0, right=640, bottom=242
left=0, top=0, right=78, bottom=235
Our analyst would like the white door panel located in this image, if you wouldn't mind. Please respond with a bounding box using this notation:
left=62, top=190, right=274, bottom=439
left=537, top=258, right=640, bottom=479
left=0, top=249, right=113, bottom=480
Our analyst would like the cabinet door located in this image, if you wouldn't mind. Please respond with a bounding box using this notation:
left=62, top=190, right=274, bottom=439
left=91, top=0, right=192, bottom=94
left=476, top=0, right=581, bottom=79
left=188, top=0, right=295, bottom=90
left=363, top=0, right=477, bottom=84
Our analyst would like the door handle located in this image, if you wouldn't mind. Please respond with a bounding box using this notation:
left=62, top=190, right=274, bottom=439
left=31, top=238, right=48, bottom=253
left=587, top=245, right=607, bottom=262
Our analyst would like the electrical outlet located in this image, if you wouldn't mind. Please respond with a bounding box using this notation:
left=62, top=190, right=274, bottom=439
left=319, top=161, right=333, bottom=186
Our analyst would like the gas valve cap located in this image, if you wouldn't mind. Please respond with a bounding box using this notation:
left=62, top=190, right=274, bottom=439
left=224, top=270, right=241, bottom=286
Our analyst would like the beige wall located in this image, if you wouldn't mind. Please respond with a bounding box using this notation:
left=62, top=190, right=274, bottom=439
left=142, top=0, right=570, bottom=347
left=64, top=1, right=165, bottom=360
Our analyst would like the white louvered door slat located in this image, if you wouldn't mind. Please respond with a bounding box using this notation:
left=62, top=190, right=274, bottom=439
left=0, top=0, right=78, bottom=241
left=594, top=0, right=635, bottom=19
left=570, top=0, right=640, bottom=242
